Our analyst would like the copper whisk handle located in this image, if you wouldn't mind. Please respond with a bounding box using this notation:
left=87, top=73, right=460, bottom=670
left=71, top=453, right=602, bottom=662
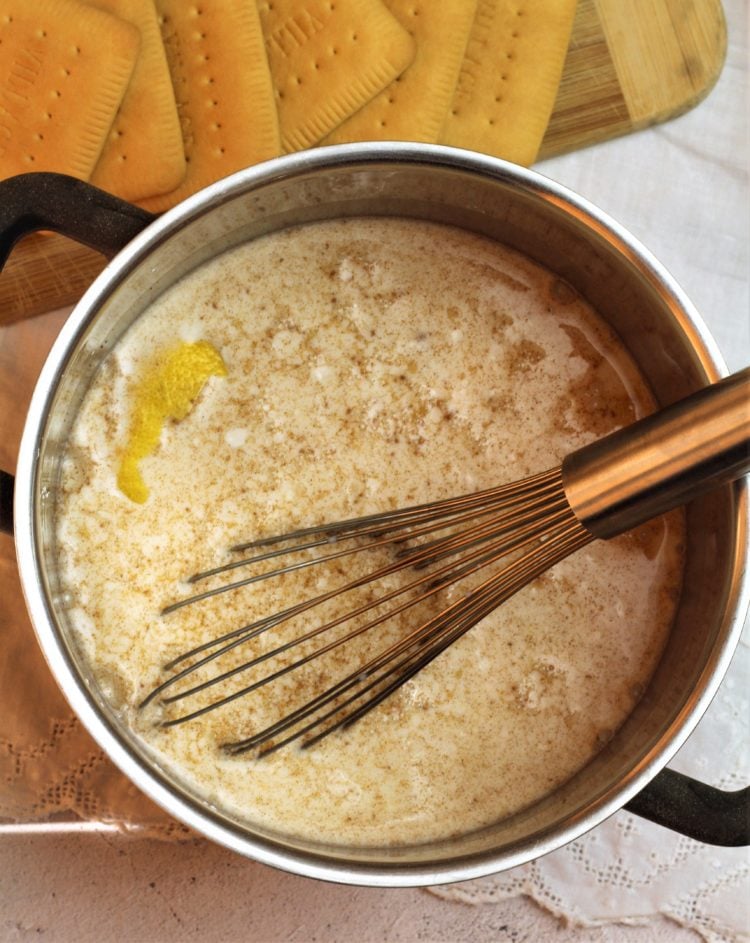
left=563, top=367, right=750, bottom=540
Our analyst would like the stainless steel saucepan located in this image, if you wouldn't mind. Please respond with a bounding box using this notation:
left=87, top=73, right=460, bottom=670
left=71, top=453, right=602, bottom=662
left=0, top=144, right=747, bottom=886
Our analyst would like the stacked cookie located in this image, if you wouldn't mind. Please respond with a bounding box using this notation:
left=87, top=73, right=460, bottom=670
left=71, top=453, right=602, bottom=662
left=0, top=0, right=576, bottom=208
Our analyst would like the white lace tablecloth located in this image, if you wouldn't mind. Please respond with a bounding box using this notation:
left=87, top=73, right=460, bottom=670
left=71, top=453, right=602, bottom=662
left=430, top=641, right=749, bottom=942
left=1, top=1, right=747, bottom=940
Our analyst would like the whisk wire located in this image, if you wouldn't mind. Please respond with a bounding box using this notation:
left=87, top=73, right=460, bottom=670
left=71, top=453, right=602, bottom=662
left=228, top=468, right=563, bottom=555
left=226, top=517, right=592, bottom=755
left=163, top=471, right=566, bottom=615
left=149, top=490, right=579, bottom=722
left=143, top=467, right=595, bottom=751
left=152, top=477, right=570, bottom=690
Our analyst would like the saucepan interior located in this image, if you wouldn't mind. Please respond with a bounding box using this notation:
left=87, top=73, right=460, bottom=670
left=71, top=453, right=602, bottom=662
left=18, top=144, right=747, bottom=885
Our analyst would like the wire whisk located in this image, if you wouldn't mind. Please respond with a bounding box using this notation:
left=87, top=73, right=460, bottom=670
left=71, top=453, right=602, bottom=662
left=140, top=369, right=750, bottom=756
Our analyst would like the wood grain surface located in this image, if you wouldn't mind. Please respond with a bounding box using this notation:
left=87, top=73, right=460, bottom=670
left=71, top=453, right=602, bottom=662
left=0, top=0, right=726, bottom=327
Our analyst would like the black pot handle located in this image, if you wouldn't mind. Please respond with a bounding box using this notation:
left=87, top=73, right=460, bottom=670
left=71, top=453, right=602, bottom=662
left=0, top=469, right=13, bottom=536
left=0, top=175, right=747, bottom=848
left=0, top=171, right=155, bottom=271
left=625, top=767, right=749, bottom=845
left=0, top=172, right=156, bottom=537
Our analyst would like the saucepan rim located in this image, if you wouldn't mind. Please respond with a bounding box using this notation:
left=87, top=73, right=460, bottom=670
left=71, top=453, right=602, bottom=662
left=11, top=143, right=749, bottom=885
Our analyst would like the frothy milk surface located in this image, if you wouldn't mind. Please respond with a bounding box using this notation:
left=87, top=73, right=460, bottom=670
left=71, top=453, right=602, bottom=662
left=56, top=218, right=684, bottom=846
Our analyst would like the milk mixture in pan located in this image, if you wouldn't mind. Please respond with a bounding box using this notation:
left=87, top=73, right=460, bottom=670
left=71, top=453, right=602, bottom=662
left=56, top=218, right=684, bottom=845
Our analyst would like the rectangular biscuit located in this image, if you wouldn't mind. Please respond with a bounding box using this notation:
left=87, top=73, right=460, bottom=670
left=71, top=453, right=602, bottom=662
left=0, top=0, right=139, bottom=181
left=439, top=0, right=577, bottom=166
left=259, top=0, right=416, bottom=152
left=87, top=0, right=186, bottom=203
left=141, top=0, right=281, bottom=212
left=324, top=0, right=477, bottom=145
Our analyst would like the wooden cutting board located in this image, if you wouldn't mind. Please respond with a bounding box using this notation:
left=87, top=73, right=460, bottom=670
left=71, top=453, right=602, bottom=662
left=0, top=0, right=727, bottom=325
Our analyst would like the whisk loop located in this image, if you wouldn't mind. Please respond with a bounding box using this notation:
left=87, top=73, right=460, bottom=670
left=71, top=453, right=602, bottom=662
left=143, top=468, right=591, bottom=754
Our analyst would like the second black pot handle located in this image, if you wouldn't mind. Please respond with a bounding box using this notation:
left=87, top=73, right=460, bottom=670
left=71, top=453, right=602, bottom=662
left=0, top=171, right=155, bottom=271
left=625, top=767, right=749, bottom=845
left=0, top=470, right=12, bottom=536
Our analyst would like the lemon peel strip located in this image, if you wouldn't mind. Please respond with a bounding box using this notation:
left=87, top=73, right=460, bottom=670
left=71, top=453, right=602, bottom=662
left=117, top=340, right=227, bottom=503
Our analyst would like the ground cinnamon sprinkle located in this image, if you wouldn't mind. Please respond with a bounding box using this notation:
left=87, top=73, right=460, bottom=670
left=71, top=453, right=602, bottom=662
left=55, top=217, right=685, bottom=846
